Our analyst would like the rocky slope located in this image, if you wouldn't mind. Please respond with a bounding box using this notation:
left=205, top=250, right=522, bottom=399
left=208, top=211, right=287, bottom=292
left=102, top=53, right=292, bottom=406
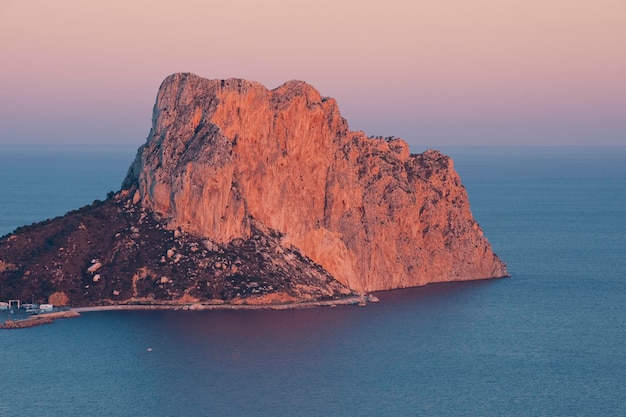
left=0, top=198, right=351, bottom=306
left=0, top=73, right=507, bottom=306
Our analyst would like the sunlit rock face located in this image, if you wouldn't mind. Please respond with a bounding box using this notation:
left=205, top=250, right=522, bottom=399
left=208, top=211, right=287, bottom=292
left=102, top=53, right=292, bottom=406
left=124, top=73, right=508, bottom=293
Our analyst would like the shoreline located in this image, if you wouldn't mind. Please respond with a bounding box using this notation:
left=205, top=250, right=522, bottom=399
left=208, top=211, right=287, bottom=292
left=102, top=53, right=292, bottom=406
left=74, top=294, right=372, bottom=313
left=2, top=295, right=377, bottom=329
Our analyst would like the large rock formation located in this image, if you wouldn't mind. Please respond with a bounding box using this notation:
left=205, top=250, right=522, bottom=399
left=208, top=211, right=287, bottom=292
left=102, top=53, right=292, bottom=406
left=0, top=73, right=507, bottom=307
left=124, top=73, right=507, bottom=293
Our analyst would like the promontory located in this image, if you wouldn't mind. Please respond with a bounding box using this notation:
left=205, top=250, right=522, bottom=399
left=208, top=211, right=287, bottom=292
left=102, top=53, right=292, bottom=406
left=0, top=73, right=508, bottom=308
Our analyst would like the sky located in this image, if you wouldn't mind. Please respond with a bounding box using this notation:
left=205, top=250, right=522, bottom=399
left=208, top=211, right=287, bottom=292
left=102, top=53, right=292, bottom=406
left=0, top=0, right=625, bottom=147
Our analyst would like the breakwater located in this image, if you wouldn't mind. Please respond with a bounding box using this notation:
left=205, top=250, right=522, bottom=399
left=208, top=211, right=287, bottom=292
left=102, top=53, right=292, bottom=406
left=0, top=310, right=80, bottom=329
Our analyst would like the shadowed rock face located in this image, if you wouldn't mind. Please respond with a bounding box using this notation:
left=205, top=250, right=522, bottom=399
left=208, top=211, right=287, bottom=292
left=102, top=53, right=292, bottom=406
left=124, top=73, right=508, bottom=293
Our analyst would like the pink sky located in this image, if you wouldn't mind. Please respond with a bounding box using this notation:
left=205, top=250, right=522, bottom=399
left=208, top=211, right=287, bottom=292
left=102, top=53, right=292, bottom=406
left=1, top=0, right=625, bottom=146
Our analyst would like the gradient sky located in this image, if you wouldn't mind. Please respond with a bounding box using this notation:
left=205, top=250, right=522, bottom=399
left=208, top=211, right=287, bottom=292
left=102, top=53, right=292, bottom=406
left=1, top=0, right=625, bottom=146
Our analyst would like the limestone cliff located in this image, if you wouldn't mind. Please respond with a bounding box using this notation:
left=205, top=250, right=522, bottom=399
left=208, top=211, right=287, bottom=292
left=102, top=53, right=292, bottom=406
left=123, top=73, right=508, bottom=293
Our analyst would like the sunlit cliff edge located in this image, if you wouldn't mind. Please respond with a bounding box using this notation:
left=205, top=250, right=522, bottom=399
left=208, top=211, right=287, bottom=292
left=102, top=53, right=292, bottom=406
left=0, top=73, right=508, bottom=307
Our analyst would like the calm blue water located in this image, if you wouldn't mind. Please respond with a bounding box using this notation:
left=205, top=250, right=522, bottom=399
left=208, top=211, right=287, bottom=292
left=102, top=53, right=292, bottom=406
left=1, top=145, right=625, bottom=416
left=0, top=143, right=138, bottom=237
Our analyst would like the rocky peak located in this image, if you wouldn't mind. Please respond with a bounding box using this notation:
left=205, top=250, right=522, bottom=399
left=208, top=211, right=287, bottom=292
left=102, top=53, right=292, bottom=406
left=0, top=73, right=508, bottom=307
left=123, top=73, right=508, bottom=293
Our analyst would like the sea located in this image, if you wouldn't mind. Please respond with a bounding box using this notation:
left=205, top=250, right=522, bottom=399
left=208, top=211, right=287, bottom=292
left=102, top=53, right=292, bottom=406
left=1, top=144, right=625, bottom=417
